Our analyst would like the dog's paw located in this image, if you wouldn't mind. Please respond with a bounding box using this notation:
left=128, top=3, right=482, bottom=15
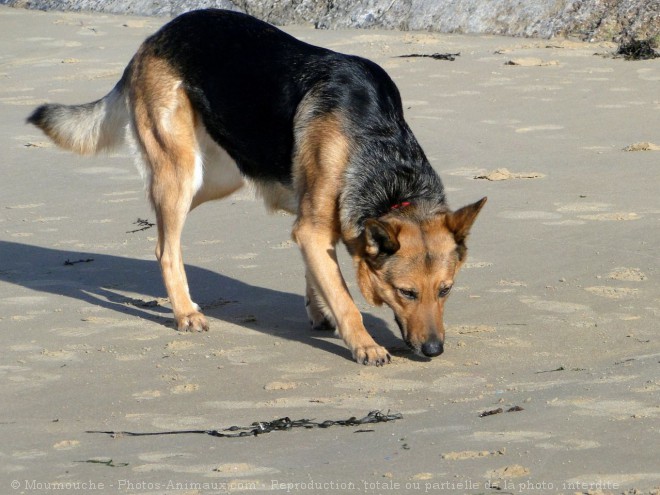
left=353, top=344, right=391, bottom=366
left=311, top=317, right=336, bottom=331
left=305, top=296, right=336, bottom=331
left=176, top=312, right=209, bottom=332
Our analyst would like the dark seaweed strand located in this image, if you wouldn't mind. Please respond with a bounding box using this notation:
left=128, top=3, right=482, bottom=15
left=86, top=410, right=403, bottom=439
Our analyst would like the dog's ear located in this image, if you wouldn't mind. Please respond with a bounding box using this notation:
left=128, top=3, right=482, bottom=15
left=363, top=218, right=400, bottom=263
left=445, top=197, right=487, bottom=261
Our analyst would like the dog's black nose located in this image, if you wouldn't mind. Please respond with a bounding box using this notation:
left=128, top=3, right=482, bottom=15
left=421, top=339, right=444, bottom=357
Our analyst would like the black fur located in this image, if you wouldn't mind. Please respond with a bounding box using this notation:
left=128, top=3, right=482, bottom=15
left=26, top=104, right=48, bottom=127
left=141, top=9, right=446, bottom=230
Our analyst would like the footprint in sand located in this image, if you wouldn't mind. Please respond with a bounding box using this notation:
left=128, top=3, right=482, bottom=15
left=549, top=398, right=659, bottom=420
left=212, top=463, right=278, bottom=477
left=536, top=438, right=600, bottom=450
left=505, top=57, right=559, bottom=67
left=43, top=40, right=82, bottom=48
left=78, top=166, right=128, bottom=175
left=499, top=211, right=561, bottom=220
left=335, top=373, right=425, bottom=392
left=270, top=240, right=294, bottom=249
left=607, top=267, right=647, bottom=281
left=578, top=212, right=640, bottom=221
left=40, top=348, right=80, bottom=362
left=133, top=390, right=162, bottom=400
left=5, top=202, right=45, bottom=210
left=133, top=462, right=223, bottom=474
left=3, top=295, right=50, bottom=305
left=481, top=118, right=521, bottom=125
left=164, top=340, right=200, bottom=352
left=0, top=96, right=48, bottom=105
left=473, top=430, right=552, bottom=443
left=53, top=440, right=80, bottom=450
left=442, top=450, right=504, bottom=460
left=474, top=168, right=545, bottom=181
left=126, top=413, right=207, bottom=431
left=498, top=279, right=527, bottom=287
left=263, top=381, right=299, bottom=391
left=232, top=253, right=258, bottom=260
left=584, top=286, right=639, bottom=299
left=170, top=383, right=200, bottom=394
left=463, top=260, right=493, bottom=269
left=452, top=324, right=496, bottom=334
left=485, top=464, right=531, bottom=479
left=515, top=124, right=564, bottom=133
left=555, top=203, right=641, bottom=223
left=519, top=296, right=591, bottom=314
left=12, top=449, right=49, bottom=460
left=623, top=142, right=660, bottom=151
left=555, top=202, right=611, bottom=213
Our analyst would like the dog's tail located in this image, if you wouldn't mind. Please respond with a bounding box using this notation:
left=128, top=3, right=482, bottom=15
left=27, top=68, right=130, bottom=155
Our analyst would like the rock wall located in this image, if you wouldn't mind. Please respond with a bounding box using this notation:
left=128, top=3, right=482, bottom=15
left=2, top=0, right=658, bottom=41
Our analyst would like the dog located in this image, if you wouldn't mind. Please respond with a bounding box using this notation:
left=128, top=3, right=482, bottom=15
left=28, top=9, right=486, bottom=365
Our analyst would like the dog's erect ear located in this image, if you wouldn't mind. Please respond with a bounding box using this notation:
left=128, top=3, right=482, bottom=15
left=363, top=219, right=400, bottom=261
left=445, top=197, right=487, bottom=260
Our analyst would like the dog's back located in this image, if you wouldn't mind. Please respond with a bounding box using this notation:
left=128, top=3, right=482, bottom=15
left=29, top=9, right=407, bottom=185
left=138, top=9, right=407, bottom=185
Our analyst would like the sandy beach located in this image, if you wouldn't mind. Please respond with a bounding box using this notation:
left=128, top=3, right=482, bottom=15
left=1, top=6, right=659, bottom=494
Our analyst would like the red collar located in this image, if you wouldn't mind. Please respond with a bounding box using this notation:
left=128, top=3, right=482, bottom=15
left=390, top=201, right=411, bottom=210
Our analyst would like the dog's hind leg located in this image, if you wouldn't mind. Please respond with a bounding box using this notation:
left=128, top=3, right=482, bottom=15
left=131, top=58, right=208, bottom=332
left=305, top=269, right=336, bottom=331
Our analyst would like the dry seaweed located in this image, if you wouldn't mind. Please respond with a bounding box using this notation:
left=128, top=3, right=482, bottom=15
left=616, top=38, right=659, bottom=60
left=479, top=406, right=524, bottom=417
left=126, top=218, right=155, bottom=234
left=64, top=258, right=94, bottom=266
left=87, top=410, right=403, bottom=439
left=397, top=53, right=459, bottom=61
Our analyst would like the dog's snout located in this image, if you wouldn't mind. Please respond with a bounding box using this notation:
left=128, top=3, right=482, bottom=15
left=421, top=339, right=444, bottom=357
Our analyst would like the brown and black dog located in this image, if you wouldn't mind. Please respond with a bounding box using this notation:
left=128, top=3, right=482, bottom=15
left=28, top=9, right=486, bottom=365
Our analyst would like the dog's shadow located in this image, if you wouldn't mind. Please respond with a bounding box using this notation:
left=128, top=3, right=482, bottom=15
left=0, top=240, right=409, bottom=362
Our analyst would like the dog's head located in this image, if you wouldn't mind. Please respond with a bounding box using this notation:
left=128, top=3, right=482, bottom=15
left=355, top=197, right=486, bottom=357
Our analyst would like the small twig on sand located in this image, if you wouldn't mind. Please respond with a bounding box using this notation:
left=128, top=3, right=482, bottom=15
left=126, top=218, right=155, bottom=234
left=64, top=258, right=94, bottom=266
left=397, top=52, right=460, bottom=61
left=479, top=406, right=524, bottom=418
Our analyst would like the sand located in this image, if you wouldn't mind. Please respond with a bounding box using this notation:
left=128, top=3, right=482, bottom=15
left=1, top=6, right=659, bottom=495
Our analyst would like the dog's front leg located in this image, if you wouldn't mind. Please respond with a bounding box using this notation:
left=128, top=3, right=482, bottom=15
left=291, top=111, right=389, bottom=364
left=294, top=221, right=391, bottom=365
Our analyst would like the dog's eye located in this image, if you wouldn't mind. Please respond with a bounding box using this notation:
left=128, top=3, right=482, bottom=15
left=397, top=288, right=418, bottom=301
left=438, top=286, right=452, bottom=298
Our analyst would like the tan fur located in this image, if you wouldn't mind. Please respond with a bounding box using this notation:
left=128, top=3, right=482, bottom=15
left=290, top=113, right=390, bottom=364
left=130, top=53, right=211, bottom=331
left=355, top=200, right=486, bottom=355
